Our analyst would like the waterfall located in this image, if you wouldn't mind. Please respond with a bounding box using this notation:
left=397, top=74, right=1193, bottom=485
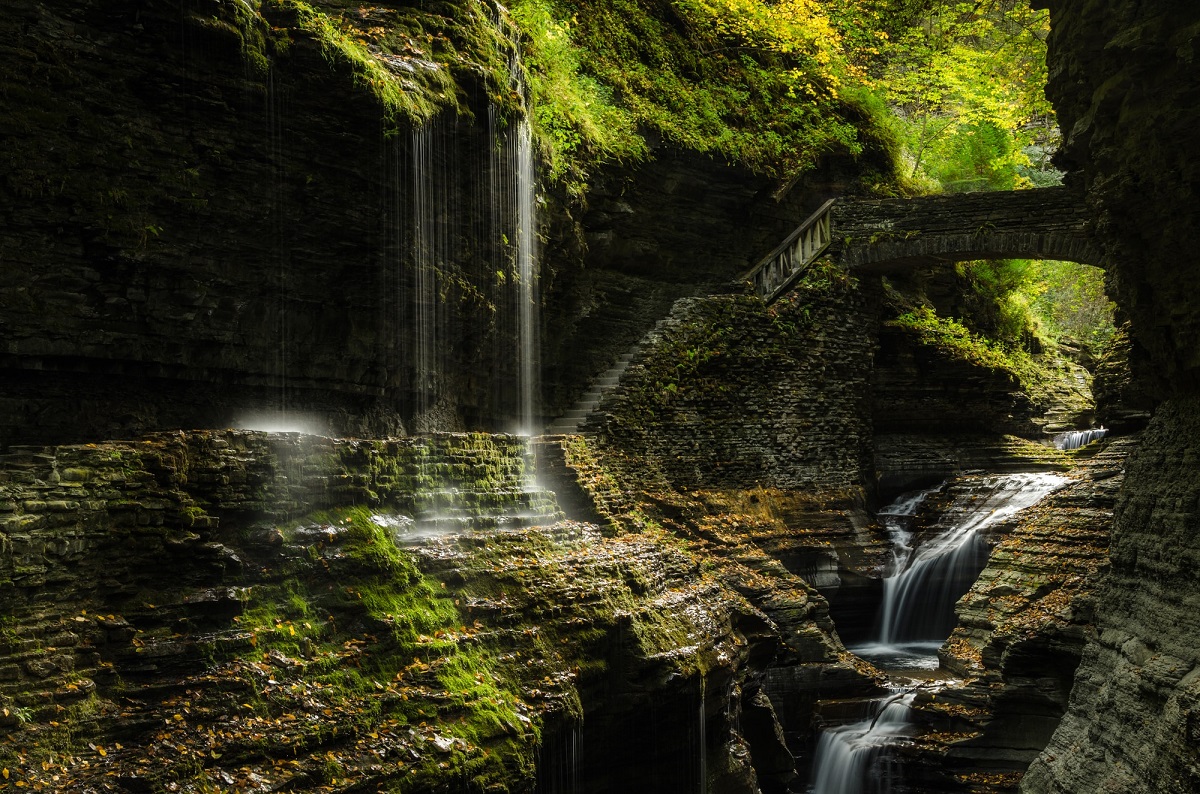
left=485, top=13, right=540, bottom=435
left=514, top=108, right=539, bottom=434
left=818, top=472, right=1069, bottom=791
left=401, top=40, right=538, bottom=433
left=809, top=692, right=915, bottom=794
left=1054, top=427, right=1107, bottom=450
left=874, top=473, right=1068, bottom=654
left=536, top=724, right=580, bottom=794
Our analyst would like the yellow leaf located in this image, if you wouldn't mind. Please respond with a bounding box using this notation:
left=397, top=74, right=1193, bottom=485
left=98, top=747, right=107, bottom=757
left=2, top=768, right=9, bottom=779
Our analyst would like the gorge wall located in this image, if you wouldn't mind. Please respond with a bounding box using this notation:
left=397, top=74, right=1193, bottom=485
left=0, top=0, right=865, bottom=447
left=0, top=430, right=873, bottom=792
left=4, top=0, right=1200, bottom=791
left=1018, top=0, right=1200, bottom=791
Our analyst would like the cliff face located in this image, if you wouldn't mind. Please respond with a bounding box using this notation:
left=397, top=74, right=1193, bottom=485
left=0, top=0, right=860, bottom=446
left=0, top=430, right=859, bottom=792
left=1020, top=1, right=1200, bottom=790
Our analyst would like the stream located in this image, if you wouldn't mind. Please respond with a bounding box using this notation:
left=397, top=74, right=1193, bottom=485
left=808, top=472, right=1070, bottom=793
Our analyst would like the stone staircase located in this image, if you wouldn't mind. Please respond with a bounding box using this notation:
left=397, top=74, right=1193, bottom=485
left=543, top=349, right=640, bottom=434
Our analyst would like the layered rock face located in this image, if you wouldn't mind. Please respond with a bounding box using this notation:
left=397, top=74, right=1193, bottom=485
left=1043, top=0, right=1200, bottom=395
left=894, top=437, right=1134, bottom=792
left=1023, top=402, right=1200, bottom=793
left=0, top=430, right=861, bottom=792
left=1019, top=1, right=1200, bottom=790
left=0, top=0, right=865, bottom=446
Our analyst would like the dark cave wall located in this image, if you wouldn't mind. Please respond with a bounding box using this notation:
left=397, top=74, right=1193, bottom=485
left=1, top=0, right=551, bottom=443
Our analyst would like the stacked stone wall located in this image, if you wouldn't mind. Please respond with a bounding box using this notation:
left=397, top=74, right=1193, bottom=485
left=590, top=281, right=879, bottom=494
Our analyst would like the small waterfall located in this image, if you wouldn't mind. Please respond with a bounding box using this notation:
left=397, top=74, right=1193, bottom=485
left=515, top=109, right=539, bottom=435
left=809, top=691, right=915, bottom=794
left=483, top=11, right=540, bottom=434
left=819, top=472, right=1070, bottom=791
left=536, top=724, right=580, bottom=794
left=874, top=473, right=1068, bottom=654
left=410, top=118, right=454, bottom=425
left=698, top=676, right=708, bottom=794
left=1054, top=427, right=1108, bottom=450
left=494, top=15, right=540, bottom=435
left=266, top=66, right=291, bottom=422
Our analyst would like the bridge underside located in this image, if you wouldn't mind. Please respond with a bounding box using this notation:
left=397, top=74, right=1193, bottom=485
left=830, top=185, right=1102, bottom=273
left=839, top=230, right=1104, bottom=272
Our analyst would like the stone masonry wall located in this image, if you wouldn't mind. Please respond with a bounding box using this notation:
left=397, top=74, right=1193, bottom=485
left=831, top=186, right=1099, bottom=271
left=590, top=274, right=879, bottom=494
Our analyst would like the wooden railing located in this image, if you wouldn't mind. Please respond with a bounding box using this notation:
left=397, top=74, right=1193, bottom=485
left=742, top=198, right=836, bottom=303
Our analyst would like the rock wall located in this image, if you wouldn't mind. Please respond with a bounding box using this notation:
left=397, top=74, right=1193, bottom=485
left=899, top=437, right=1134, bottom=792
left=1, top=0, right=523, bottom=441
left=1020, top=1, right=1200, bottom=790
left=590, top=275, right=879, bottom=495
left=0, top=0, right=875, bottom=447
left=1023, top=400, right=1200, bottom=793
left=0, top=430, right=847, bottom=792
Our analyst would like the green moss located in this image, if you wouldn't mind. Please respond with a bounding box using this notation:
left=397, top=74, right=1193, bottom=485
left=513, top=0, right=894, bottom=183
left=269, top=0, right=456, bottom=124
left=886, top=304, right=1048, bottom=392
left=230, top=505, right=536, bottom=789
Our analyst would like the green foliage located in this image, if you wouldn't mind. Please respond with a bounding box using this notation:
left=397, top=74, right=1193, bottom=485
left=509, top=0, right=646, bottom=188
left=953, top=259, right=1115, bottom=353
left=843, top=0, right=1058, bottom=192
left=888, top=304, right=1045, bottom=390
left=1025, top=261, right=1116, bottom=349
left=230, top=505, right=531, bottom=787
left=512, top=0, right=895, bottom=183
left=955, top=259, right=1038, bottom=341
left=927, top=120, right=1024, bottom=192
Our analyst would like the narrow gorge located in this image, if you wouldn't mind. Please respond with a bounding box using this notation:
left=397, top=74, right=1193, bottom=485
left=1, top=1, right=1198, bottom=793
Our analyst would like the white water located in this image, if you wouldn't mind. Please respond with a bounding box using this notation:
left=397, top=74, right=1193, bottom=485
left=410, top=119, right=448, bottom=425
left=849, top=483, right=944, bottom=670
left=819, top=472, right=1070, bottom=792
left=809, top=692, right=916, bottom=794
left=875, top=472, right=1069, bottom=651
left=1054, top=427, right=1107, bottom=450
left=487, top=23, right=540, bottom=435
left=514, top=109, right=539, bottom=434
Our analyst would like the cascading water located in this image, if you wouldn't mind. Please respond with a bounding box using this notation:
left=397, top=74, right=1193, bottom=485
left=493, top=17, right=540, bottom=435
left=809, top=691, right=916, bottom=794
left=812, top=472, right=1070, bottom=792
left=401, top=41, right=539, bottom=433
left=1054, top=427, right=1107, bottom=450
left=514, top=109, right=539, bottom=435
left=854, top=472, right=1070, bottom=669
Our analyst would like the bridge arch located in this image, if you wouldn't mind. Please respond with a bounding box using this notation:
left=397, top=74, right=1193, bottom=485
left=833, top=186, right=1102, bottom=272
left=744, top=186, right=1101, bottom=302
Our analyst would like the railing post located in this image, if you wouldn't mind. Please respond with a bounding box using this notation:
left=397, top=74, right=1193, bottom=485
left=739, top=198, right=837, bottom=303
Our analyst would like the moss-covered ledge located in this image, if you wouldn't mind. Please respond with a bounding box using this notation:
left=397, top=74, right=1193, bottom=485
left=0, top=431, right=839, bottom=792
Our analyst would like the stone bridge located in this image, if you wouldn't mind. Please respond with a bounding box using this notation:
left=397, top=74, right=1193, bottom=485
left=746, top=186, right=1100, bottom=302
